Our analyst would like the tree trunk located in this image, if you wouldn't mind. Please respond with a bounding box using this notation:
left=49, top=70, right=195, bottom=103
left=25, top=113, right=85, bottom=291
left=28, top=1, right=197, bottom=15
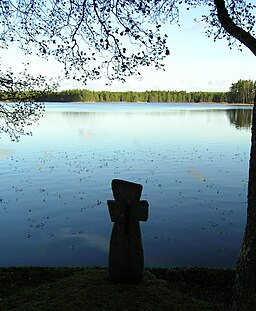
left=231, top=100, right=256, bottom=311
left=213, top=2, right=256, bottom=309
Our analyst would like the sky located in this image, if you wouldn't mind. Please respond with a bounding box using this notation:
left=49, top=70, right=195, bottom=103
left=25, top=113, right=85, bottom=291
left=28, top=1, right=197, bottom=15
left=1, top=4, right=255, bottom=93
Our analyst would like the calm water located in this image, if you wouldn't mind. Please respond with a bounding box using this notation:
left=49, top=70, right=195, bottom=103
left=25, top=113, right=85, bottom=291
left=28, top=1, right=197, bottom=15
left=0, top=102, right=252, bottom=268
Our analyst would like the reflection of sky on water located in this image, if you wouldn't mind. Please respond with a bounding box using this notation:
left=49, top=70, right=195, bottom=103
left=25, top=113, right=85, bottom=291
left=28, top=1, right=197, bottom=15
left=0, top=103, right=252, bottom=268
left=0, top=149, right=12, bottom=159
left=15, top=103, right=251, bottom=150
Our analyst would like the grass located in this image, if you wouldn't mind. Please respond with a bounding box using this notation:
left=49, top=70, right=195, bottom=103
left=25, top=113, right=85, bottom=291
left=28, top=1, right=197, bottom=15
left=0, top=266, right=235, bottom=311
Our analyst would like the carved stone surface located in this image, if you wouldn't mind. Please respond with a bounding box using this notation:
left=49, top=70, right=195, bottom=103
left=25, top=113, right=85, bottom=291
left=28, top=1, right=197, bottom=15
left=107, top=179, right=149, bottom=283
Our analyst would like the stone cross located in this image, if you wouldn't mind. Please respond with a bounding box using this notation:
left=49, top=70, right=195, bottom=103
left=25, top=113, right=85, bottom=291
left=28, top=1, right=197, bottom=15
left=107, top=179, right=149, bottom=283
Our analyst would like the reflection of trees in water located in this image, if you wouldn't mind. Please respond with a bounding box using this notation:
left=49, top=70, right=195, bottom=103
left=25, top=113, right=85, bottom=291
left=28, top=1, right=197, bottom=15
left=61, top=108, right=254, bottom=130
left=227, top=109, right=253, bottom=130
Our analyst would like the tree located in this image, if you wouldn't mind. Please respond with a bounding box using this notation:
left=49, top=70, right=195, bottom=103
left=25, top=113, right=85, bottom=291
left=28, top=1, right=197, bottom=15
left=229, top=79, right=255, bottom=104
left=0, top=1, right=256, bottom=309
left=209, top=2, right=256, bottom=310
left=0, top=66, right=57, bottom=141
left=0, top=0, right=170, bottom=84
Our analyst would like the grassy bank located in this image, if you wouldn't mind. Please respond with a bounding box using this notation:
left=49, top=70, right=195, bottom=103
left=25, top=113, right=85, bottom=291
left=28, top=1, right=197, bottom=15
left=0, top=267, right=235, bottom=310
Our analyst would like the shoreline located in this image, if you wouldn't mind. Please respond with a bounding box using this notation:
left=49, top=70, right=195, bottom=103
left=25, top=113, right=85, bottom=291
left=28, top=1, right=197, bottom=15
left=42, top=101, right=254, bottom=106
left=1, top=100, right=253, bottom=106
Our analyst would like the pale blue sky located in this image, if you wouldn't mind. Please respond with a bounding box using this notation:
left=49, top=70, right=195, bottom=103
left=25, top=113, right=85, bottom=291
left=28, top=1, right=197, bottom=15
left=1, top=5, right=255, bottom=92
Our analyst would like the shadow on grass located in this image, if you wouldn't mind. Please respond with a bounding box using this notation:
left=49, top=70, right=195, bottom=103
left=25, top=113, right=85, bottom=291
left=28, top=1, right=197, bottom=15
left=0, top=267, right=235, bottom=311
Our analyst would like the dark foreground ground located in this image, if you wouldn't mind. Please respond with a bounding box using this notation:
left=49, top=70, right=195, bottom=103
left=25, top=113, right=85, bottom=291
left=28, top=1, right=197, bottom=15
left=0, top=267, right=235, bottom=310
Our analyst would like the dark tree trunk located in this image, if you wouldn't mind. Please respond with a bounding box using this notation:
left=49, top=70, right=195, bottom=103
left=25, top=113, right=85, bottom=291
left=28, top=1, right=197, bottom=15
left=213, top=2, right=256, bottom=309
left=230, top=101, right=256, bottom=311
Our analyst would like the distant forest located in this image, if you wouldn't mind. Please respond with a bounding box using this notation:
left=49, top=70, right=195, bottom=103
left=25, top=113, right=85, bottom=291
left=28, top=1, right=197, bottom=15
left=38, top=79, right=256, bottom=104
left=40, top=89, right=229, bottom=103
left=0, top=79, right=255, bottom=104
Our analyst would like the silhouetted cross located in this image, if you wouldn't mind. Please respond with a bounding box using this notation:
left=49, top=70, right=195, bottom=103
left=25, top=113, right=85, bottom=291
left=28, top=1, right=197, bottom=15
left=107, top=179, right=149, bottom=283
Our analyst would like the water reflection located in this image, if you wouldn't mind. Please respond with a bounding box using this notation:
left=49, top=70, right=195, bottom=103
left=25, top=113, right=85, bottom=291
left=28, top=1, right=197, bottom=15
left=61, top=107, right=253, bottom=132
left=226, top=108, right=253, bottom=130
left=0, top=103, right=252, bottom=268
left=0, top=149, right=12, bottom=159
left=187, top=167, right=206, bottom=181
left=79, top=129, right=91, bottom=141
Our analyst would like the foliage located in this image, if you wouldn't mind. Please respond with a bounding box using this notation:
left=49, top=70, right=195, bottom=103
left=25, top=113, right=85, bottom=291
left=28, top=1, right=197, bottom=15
left=1, top=1, right=255, bottom=85
left=37, top=88, right=229, bottom=103
left=229, top=79, right=256, bottom=104
left=0, top=67, right=57, bottom=141
left=5, top=79, right=253, bottom=104
left=0, top=1, right=256, bottom=309
left=0, top=0, right=170, bottom=84
left=201, top=0, right=256, bottom=53
left=2, top=79, right=255, bottom=106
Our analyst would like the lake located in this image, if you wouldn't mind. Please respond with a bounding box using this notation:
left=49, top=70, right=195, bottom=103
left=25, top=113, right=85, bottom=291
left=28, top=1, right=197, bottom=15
left=0, top=102, right=252, bottom=268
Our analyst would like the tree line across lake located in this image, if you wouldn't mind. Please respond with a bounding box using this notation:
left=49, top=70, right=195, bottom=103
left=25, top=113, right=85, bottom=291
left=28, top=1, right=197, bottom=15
left=0, top=79, right=255, bottom=104
left=38, top=79, right=256, bottom=104
left=41, top=89, right=229, bottom=103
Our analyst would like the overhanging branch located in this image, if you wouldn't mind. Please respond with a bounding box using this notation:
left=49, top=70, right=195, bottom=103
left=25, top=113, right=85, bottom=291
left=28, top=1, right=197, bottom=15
left=214, top=0, right=256, bottom=55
